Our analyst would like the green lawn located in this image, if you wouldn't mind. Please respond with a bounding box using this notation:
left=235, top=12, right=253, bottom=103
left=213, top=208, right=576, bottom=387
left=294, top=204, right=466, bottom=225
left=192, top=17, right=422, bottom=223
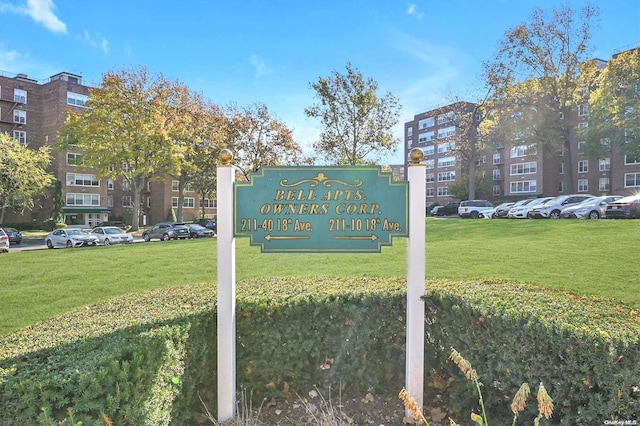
left=1, top=218, right=637, bottom=336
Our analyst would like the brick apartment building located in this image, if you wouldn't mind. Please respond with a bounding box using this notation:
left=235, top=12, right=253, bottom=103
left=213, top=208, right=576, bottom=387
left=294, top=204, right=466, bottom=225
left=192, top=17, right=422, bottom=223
left=0, top=71, right=217, bottom=227
left=404, top=52, right=640, bottom=207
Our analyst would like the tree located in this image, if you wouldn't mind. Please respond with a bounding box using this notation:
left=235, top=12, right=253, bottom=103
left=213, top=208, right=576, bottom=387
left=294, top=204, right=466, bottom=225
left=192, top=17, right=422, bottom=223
left=305, top=63, right=401, bottom=165
left=583, top=48, right=640, bottom=161
left=482, top=5, right=600, bottom=192
left=229, top=102, right=309, bottom=181
left=0, top=133, right=55, bottom=223
left=58, top=67, right=179, bottom=231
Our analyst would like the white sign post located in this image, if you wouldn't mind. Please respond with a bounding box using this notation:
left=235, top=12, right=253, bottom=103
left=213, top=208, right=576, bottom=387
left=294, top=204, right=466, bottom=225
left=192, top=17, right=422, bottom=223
left=217, top=149, right=236, bottom=422
left=406, top=148, right=426, bottom=416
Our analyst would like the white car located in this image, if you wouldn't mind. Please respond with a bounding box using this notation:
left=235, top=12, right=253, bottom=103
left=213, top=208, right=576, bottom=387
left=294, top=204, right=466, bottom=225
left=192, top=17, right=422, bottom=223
left=45, top=228, right=100, bottom=249
left=0, top=228, right=9, bottom=253
left=507, top=197, right=554, bottom=219
left=90, top=226, right=134, bottom=245
left=458, top=200, right=494, bottom=219
left=529, top=194, right=594, bottom=219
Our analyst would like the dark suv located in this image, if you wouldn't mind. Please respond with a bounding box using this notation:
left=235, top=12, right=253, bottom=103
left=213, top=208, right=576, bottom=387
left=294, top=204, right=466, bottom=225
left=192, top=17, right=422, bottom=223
left=142, top=222, right=190, bottom=241
left=433, top=202, right=460, bottom=216
left=195, top=218, right=217, bottom=234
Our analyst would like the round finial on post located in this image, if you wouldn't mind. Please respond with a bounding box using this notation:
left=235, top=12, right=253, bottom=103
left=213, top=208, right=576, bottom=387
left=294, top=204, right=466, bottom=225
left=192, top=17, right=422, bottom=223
left=219, top=149, right=233, bottom=166
left=409, top=148, right=424, bottom=164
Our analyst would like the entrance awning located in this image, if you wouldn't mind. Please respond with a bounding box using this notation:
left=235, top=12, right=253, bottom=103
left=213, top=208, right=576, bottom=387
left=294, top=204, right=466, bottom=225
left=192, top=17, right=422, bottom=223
left=63, top=208, right=112, bottom=214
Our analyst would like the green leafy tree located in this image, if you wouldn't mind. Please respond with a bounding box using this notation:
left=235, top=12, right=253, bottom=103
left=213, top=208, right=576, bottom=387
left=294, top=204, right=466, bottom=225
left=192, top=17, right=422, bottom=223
left=583, top=48, right=640, bottom=162
left=482, top=5, right=599, bottom=192
left=229, top=102, right=309, bottom=181
left=0, top=133, right=54, bottom=223
left=305, top=63, right=401, bottom=165
left=58, top=67, right=179, bottom=230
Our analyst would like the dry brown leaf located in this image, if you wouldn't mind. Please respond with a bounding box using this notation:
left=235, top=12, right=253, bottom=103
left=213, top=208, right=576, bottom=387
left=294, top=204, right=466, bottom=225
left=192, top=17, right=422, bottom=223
left=429, top=407, right=447, bottom=423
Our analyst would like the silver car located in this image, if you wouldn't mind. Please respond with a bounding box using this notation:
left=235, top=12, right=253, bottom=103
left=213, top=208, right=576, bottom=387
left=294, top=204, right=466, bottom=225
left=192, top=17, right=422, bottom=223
left=90, top=226, right=134, bottom=245
left=560, top=196, right=623, bottom=219
left=0, top=228, right=9, bottom=253
left=45, top=228, right=100, bottom=249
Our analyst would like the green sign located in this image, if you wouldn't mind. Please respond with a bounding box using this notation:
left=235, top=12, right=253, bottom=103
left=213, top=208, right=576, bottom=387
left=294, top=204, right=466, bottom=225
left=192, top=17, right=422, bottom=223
left=234, top=166, right=408, bottom=253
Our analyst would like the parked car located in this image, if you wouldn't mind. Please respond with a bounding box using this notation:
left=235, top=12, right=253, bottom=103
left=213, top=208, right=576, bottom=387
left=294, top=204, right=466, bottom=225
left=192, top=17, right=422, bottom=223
left=507, top=197, right=554, bottom=219
left=528, top=194, right=594, bottom=219
left=560, top=196, right=623, bottom=219
left=187, top=223, right=215, bottom=238
left=45, top=228, right=99, bottom=249
left=5, top=227, right=22, bottom=244
left=142, top=222, right=191, bottom=241
left=0, top=228, right=9, bottom=253
left=605, top=194, right=640, bottom=219
left=90, top=226, right=134, bottom=245
left=93, top=221, right=129, bottom=231
left=194, top=218, right=217, bottom=234
left=458, top=200, right=494, bottom=219
left=433, top=202, right=460, bottom=216
left=492, top=202, right=515, bottom=219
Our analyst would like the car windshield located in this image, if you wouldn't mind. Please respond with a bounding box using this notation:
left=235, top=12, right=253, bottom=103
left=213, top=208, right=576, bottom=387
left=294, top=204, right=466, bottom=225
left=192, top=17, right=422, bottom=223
left=67, top=229, right=84, bottom=236
left=104, top=227, right=123, bottom=234
left=190, top=224, right=206, bottom=230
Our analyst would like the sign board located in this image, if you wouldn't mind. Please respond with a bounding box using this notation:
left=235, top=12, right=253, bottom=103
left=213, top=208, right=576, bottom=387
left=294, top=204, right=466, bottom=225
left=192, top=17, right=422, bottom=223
left=234, top=166, right=408, bottom=252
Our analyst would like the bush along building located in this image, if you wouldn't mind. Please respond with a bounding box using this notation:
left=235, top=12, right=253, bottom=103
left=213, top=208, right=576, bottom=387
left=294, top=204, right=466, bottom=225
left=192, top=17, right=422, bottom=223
left=405, top=48, right=640, bottom=208
left=0, top=71, right=217, bottom=228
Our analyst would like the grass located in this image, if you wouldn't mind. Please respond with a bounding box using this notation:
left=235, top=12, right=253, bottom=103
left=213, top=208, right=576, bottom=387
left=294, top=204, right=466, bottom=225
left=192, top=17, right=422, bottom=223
left=1, top=218, right=637, bottom=336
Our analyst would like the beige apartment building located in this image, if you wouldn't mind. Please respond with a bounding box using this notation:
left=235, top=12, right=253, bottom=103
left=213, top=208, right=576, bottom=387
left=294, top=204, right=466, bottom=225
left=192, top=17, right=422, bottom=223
left=0, top=71, right=217, bottom=228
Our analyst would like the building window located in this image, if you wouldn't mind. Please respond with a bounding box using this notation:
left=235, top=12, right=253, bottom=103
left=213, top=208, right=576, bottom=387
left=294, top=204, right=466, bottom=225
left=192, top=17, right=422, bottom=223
left=184, top=197, right=195, bottom=208
left=13, top=109, right=26, bottom=124
left=578, top=160, right=588, bottom=173
left=407, top=127, right=413, bottom=136
left=625, top=173, right=640, bottom=187
left=418, top=131, right=435, bottom=143
left=577, top=141, right=586, bottom=153
left=202, top=198, right=217, bottom=208
left=107, top=179, right=114, bottom=190
left=492, top=153, right=501, bottom=165
left=426, top=187, right=434, bottom=197
left=510, top=180, right=537, bottom=193
left=599, top=178, right=610, bottom=192
left=425, top=159, right=434, bottom=169
left=13, top=88, right=27, bottom=103
left=625, top=154, right=640, bottom=165
left=426, top=173, right=435, bottom=183
left=601, top=138, right=611, bottom=151
left=437, top=156, right=455, bottom=168
left=122, top=180, right=131, bottom=191
left=577, top=122, right=588, bottom=128
left=147, top=197, right=151, bottom=208
left=558, top=181, right=564, bottom=193
left=578, top=179, right=589, bottom=192
left=423, top=145, right=435, bottom=155
left=493, top=169, right=501, bottom=180
left=510, top=162, right=537, bottom=175
left=493, top=185, right=501, bottom=196
left=66, top=153, right=84, bottom=166
left=437, top=171, right=455, bottom=182
left=122, top=196, right=133, bottom=207
left=437, top=186, right=450, bottom=196
left=599, top=158, right=610, bottom=171
left=578, top=104, right=589, bottom=116
left=147, top=181, right=152, bottom=191
left=172, top=180, right=180, bottom=191
left=418, top=117, right=435, bottom=129
left=437, top=112, right=454, bottom=125
left=510, top=144, right=536, bottom=158
left=13, top=130, right=26, bottom=145
left=559, top=162, right=564, bottom=174
left=437, top=141, right=455, bottom=153
left=66, top=173, right=99, bottom=187
left=107, top=196, right=113, bottom=207
left=66, top=193, right=100, bottom=206
left=437, top=126, right=456, bottom=139
left=67, top=92, right=88, bottom=107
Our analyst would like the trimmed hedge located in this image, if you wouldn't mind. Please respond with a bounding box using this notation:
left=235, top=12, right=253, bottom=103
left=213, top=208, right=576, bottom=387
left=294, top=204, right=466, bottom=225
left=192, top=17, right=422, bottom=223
left=0, top=277, right=638, bottom=425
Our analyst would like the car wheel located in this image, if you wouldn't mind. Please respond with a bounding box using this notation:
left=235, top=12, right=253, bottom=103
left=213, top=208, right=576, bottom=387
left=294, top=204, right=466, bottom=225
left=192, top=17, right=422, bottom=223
left=66, top=240, right=73, bottom=248
left=470, top=211, right=479, bottom=219
left=191, top=233, right=198, bottom=239
left=588, top=210, right=600, bottom=220
left=549, top=210, right=561, bottom=219
left=162, top=233, right=171, bottom=241
left=143, top=233, right=151, bottom=242
left=46, top=239, right=53, bottom=249
left=104, top=238, right=111, bottom=245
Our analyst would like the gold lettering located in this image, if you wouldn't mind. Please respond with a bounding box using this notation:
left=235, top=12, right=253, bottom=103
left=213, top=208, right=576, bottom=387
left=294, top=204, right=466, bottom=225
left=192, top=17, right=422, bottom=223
left=321, top=190, right=332, bottom=200
left=294, top=219, right=312, bottom=231
left=298, top=203, right=309, bottom=214
left=260, top=204, right=271, bottom=214
left=274, top=190, right=285, bottom=201
left=355, top=189, right=365, bottom=200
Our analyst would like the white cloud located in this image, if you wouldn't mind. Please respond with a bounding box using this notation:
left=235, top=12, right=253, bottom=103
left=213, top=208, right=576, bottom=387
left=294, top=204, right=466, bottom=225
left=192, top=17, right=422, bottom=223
left=78, top=29, right=109, bottom=54
left=0, top=45, right=58, bottom=79
left=0, top=0, right=67, bottom=34
left=406, top=4, right=423, bottom=20
left=249, top=54, right=271, bottom=78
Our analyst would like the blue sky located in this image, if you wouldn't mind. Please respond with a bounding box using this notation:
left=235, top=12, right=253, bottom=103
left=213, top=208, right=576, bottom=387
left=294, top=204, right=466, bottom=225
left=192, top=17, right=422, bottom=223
left=1, top=0, right=639, bottom=164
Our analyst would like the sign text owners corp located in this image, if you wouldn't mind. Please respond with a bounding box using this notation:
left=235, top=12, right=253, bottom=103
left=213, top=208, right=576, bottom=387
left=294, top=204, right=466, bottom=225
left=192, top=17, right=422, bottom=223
left=234, top=166, right=408, bottom=253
